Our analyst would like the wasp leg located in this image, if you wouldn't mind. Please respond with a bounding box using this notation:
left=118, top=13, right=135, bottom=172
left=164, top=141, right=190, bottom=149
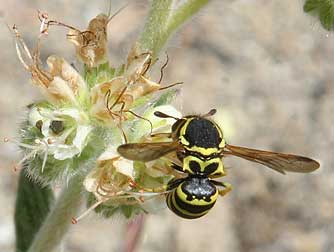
left=170, top=163, right=184, bottom=173
left=167, top=178, right=185, bottom=190
left=150, top=132, right=172, bottom=138
left=211, top=180, right=232, bottom=196
left=130, top=178, right=185, bottom=193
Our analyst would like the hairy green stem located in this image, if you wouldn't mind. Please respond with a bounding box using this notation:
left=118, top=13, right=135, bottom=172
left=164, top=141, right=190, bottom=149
left=27, top=173, right=85, bottom=252
left=138, top=0, right=173, bottom=57
left=166, top=0, right=210, bottom=35
left=139, top=0, right=211, bottom=58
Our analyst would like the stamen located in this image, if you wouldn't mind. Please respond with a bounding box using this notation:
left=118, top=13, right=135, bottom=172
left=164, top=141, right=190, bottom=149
left=72, top=188, right=167, bottom=224
left=47, top=138, right=55, bottom=144
left=5, top=137, right=50, bottom=173
left=158, top=53, right=169, bottom=84
left=12, top=24, right=33, bottom=71
left=40, top=139, right=49, bottom=173
left=38, top=11, right=49, bottom=34
left=158, top=81, right=183, bottom=91
left=128, top=178, right=138, bottom=188
left=72, top=198, right=108, bottom=224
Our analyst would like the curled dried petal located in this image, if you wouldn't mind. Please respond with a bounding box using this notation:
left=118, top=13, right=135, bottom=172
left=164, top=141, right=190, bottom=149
left=47, top=55, right=87, bottom=97
left=67, top=14, right=109, bottom=67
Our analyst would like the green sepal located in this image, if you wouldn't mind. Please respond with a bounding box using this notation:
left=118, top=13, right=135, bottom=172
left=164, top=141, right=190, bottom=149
left=133, top=161, right=173, bottom=188
left=120, top=205, right=145, bottom=219
left=87, top=194, right=145, bottom=219
left=84, top=62, right=116, bottom=88
left=15, top=168, right=54, bottom=252
left=115, top=64, right=126, bottom=76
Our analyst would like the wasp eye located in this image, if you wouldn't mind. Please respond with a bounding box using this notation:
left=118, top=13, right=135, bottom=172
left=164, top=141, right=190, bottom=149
left=50, top=120, right=64, bottom=134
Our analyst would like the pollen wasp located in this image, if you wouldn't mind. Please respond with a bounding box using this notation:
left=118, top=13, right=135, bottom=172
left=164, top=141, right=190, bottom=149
left=117, top=109, right=320, bottom=219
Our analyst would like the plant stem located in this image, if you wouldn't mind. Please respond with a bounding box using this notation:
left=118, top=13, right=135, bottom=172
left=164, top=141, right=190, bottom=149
left=166, top=0, right=210, bottom=35
left=139, top=0, right=211, bottom=58
left=27, top=173, right=85, bottom=252
left=138, top=0, right=173, bottom=57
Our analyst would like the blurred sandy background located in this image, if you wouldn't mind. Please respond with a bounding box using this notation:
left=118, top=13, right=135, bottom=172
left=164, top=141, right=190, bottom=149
left=0, top=0, right=333, bottom=251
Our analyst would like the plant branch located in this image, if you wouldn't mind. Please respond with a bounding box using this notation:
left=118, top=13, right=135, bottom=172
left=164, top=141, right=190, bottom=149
left=138, top=0, right=173, bottom=57
left=166, top=0, right=210, bottom=35
left=27, top=173, right=85, bottom=252
left=138, top=0, right=211, bottom=58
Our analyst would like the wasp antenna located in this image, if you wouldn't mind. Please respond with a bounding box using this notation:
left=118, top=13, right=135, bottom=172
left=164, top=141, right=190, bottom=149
left=203, top=108, right=217, bottom=117
left=158, top=52, right=169, bottom=84
left=154, top=111, right=179, bottom=120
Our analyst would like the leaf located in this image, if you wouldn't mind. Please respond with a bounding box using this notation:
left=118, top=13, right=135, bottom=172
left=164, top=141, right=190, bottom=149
left=319, top=0, right=334, bottom=30
left=303, top=0, right=320, bottom=12
left=303, top=0, right=334, bottom=31
left=15, top=168, right=54, bottom=252
left=84, top=62, right=116, bottom=88
left=120, top=205, right=144, bottom=219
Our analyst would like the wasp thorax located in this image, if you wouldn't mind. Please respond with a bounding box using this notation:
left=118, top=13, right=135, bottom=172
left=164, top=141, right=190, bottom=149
left=183, top=118, right=222, bottom=148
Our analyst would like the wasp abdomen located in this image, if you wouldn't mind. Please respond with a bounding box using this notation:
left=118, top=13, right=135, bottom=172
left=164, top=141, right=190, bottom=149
left=166, top=177, right=218, bottom=219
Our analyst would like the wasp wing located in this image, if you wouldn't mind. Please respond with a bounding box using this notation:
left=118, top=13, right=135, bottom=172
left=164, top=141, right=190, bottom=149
left=224, top=144, right=320, bottom=174
left=117, top=141, right=180, bottom=162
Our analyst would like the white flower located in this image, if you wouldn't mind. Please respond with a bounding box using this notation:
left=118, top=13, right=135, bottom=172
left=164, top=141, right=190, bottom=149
left=83, top=146, right=134, bottom=200
left=23, top=106, right=92, bottom=166
left=130, top=105, right=182, bottom=141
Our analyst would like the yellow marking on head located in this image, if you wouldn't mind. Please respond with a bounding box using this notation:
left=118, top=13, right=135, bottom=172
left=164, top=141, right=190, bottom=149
left=219, top=138, right=225, bottom=148
left=178, top=118, right=192, bottom=146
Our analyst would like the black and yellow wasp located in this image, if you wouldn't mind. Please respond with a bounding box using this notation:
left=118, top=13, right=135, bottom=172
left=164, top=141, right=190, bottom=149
left=117, top=109, right=320, bottom=219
